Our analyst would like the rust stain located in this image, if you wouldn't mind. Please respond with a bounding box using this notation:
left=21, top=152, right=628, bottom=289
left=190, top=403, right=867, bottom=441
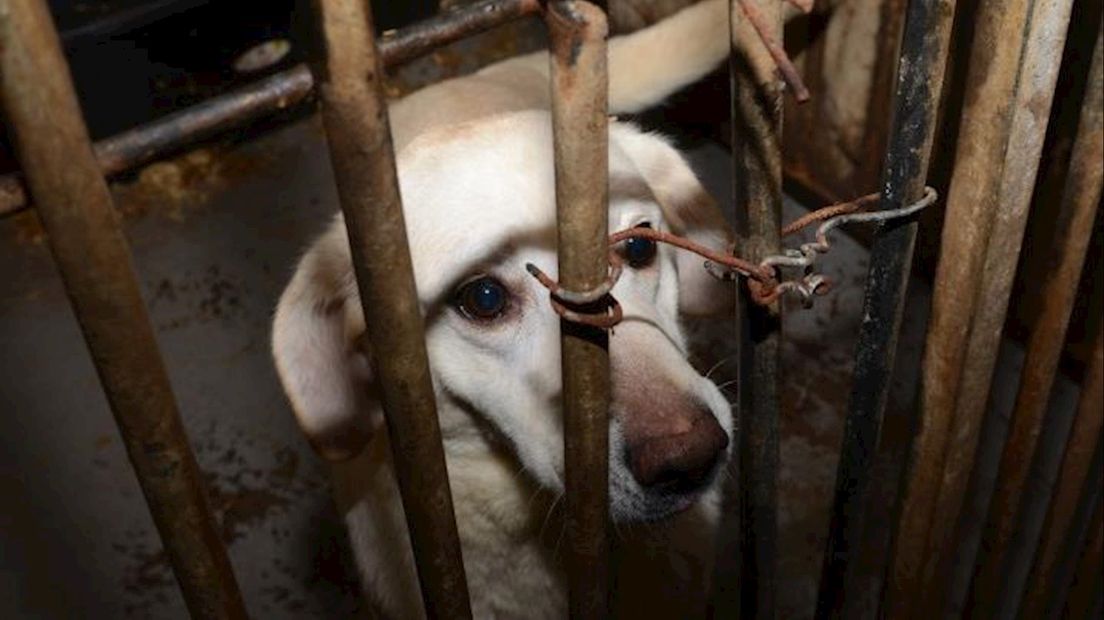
left=111, top=147, right=266, bottom=222
left=9, top=209, right=46, bottom=245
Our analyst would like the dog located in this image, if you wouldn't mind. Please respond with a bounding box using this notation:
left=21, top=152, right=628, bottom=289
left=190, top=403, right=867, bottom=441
left=272, top=1, right=794, bottom=616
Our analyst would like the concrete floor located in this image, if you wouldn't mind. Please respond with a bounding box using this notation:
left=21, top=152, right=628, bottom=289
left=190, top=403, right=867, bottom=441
left=0, top=112, right=1081, bottom=618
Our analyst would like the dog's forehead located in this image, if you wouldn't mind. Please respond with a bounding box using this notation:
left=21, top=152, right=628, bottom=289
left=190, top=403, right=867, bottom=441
left=395, top=111, right=654, bottom=300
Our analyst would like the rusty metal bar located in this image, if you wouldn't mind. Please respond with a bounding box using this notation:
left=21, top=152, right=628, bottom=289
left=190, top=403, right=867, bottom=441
left=0, top=1, right=248, bottom=619
left=938, top=0, right=1077, bottom=612
left=1020, top=327, right=1104, bottom=619
left=813, top=0, right=958, bottom=617
left=716, top=1, right=784, bottom=617
left=968, top=24, right=1104, bottom=615
left=892, top=0, right=1076, bottom=613
left=0, top=0, right=542, bottom=218
left=308, top=0, right=472, bottom=618
left=1061, top=493, right=1103, bottom=618
left=545, top=3, right=611, bottom=617
left=1042, top=447, right=1103, bottom=617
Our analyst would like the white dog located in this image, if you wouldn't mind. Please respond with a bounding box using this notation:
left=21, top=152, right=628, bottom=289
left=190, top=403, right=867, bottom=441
left=272, top=1, right=787, bottom=616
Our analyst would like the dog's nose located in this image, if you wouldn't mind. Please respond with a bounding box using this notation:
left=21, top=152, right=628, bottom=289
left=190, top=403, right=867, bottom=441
left=627, top=408, right=729, bottom=492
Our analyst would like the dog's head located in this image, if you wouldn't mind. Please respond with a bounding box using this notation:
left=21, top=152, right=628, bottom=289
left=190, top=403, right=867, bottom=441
left=272, top=111, right=735, bottom=521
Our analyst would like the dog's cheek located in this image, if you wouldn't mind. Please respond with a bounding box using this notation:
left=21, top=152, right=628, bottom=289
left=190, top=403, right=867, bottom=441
left=426, top=331, right=567, bottom=487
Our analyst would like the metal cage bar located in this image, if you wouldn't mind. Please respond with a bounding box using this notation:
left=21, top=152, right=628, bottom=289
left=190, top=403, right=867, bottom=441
left=308, top=0, right=473, bottom=617
left=1020, top=327, right=1104, bottom=619
left=727, top=0, right=785, bottom=616
left=0, top=0, right=542, bottom=218
left=545, top=3, right=612, bottom=617
left=967, top=23, right=1104, bottom=616
left=0, top=1, right=248, bottom=618
left=1061, top=493, right=1104, bottom=618
left=814, top=0, right=958, bottom=617
left=889, top=0, right=1076, bottom=613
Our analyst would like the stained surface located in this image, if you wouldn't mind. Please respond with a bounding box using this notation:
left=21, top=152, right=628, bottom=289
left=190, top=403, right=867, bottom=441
left=0, top=115, right=1080, bottom=620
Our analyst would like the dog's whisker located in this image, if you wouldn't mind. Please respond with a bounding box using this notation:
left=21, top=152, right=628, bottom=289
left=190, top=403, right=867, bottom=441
left=538, top=491, right=564, bottom=544
left=704, top=355, right=736, bottom=379
left=552, top=514, right=569, bottom=564
left=714, top=378, right=739, bottom=392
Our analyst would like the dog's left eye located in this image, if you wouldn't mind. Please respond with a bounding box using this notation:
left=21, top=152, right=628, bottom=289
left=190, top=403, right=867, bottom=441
left=455, top=276, right=510, bottom=321
left=623, top=223, right=657, bottom=268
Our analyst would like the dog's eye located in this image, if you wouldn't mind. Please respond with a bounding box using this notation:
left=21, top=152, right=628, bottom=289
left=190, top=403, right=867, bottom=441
left=455, top=276, right=509, bottom=321
left=623, top=223, right=657, bottom=268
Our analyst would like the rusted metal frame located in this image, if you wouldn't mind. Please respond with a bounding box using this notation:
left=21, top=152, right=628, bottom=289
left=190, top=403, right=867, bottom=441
left=0, top=1, right=248, bottom=619
left=545, top=3, right=612, bottom=618
left=1059, top=485, right=1103, bottom=618
left=967, top=24, right=1104, bottom=616
left=1034, top=449, right=1101, bottom=617
left=884, top=0, right=1038, bottom=612
left=308, top=0, right=472, bottom=618
left=713, top=1, right=785, bottom=618
left=0, top=0, right=542, bottom=218
left=938, top=1, right=1077, bottom=613
left=814, top=0, right=958, bottom=617
left=1020, top=327, right=1104, bottom=619
left=898, top=0, right=1078, bottom=613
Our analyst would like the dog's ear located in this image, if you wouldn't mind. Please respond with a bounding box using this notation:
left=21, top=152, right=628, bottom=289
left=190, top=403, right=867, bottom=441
left=271, top=223, right=378, bottom=461
left=614, top=127, right=736, bottom=316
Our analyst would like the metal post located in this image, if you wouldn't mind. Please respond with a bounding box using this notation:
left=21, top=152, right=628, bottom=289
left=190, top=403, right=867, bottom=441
left=968, top=24, right=1104, bottom=616
left=0, top=1, right=248, bottom=619
left=545, top=3, right=611, bottom=618
left=1060, top=497, right=1103, bottom=619
left=890, top=0, right=1078, bottom=613
left=937, top=0, right=1077, bottom=610
left=812, top=0, right=958, bottom=617
left=308, top=0, right=472, bottom=617
left=717, top=1, right=784, bottom=617
left=0, top=0, right=542, bottom=218
left=1020, top=328, right=1104, bottom=619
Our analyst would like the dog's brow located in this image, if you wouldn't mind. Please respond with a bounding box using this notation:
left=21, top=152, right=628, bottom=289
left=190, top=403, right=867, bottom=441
left=609, top=173, right=656, bottom=204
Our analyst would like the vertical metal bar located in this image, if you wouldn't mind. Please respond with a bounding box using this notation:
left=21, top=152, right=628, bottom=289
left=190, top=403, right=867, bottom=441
left=1020, top=328, right=1104, bottom=619
left=900, top=0, right=1077, bottom=613
left=968, top=24, right=1104, bottom=617
left=887, top=0, right=1036, bottom=609
left=308, top=1, right=472, bottom=617
left=725, top=0, right=783, bottom=617
left=1061, top=497, right=1103, bottom=619
left=0, top=2, right=248, bottom=619
left=939, top=0, right=1076, bottom=608
left=813, top=0, right=958, bottom=617
left=545, top=3, right=611, bottom=618
left=1045, top=448, right=1103, bottom=618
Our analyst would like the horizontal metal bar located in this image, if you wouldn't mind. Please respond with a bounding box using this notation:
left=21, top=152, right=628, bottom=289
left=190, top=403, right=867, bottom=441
left=967, top=24, right=1104, bottom=615
left=545, top=2, right=612, bottom=618
left=814, top=0, right=958, bottom=617
left=0, top=0, right=541, bottom=218
left=0, top=1, right=248, bottom=618
left=309, top=0, right=473, bottom=617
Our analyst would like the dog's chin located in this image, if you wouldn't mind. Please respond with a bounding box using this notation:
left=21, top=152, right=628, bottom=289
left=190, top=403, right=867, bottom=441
left=609, top=477, right=715, bottom=523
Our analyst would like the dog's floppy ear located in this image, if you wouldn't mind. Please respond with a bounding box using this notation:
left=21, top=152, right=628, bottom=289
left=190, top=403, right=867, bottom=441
left=614, top=127, right=735, bottom=316
left=271, top=222, right=378, bottom=461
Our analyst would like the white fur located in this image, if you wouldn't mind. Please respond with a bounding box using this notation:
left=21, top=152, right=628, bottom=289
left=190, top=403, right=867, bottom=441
left=271, top=1, right=783, bottom=617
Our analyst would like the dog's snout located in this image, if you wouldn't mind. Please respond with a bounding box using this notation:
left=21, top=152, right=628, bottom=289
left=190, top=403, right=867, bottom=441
left=626, top=407, right=728, bottom=492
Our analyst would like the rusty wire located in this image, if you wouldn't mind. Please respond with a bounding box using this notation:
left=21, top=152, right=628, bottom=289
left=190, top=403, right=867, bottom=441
left=527, top=186, right=938, bottom=326
left=738, top=0, right=812, bottom=102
